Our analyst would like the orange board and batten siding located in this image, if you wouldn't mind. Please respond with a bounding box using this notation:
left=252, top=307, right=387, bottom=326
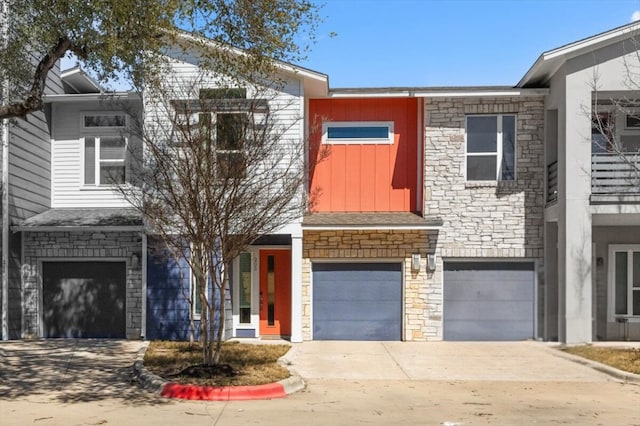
left=309, top=98, right=421, bottom=213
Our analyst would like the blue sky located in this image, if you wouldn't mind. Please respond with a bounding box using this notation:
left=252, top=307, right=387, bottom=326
left=301, top=0, right=640, bottom=88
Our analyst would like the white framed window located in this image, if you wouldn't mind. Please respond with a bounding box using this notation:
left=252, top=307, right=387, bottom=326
left=465, top=115, right=516, bottom=181
left=236, top=252, right=252, bottom=324
left=190, top=267, right=203, bottom=320
left=608, top=244, right=640, bottom=321
left=322, top=121, right=394, bottom=144
left=83, top=136, right=127, bottom=186
left=81, top=113, right=128, bottom=187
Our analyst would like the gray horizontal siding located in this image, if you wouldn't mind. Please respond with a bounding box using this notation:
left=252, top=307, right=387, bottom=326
left=8, top=110, right=51, bottom=222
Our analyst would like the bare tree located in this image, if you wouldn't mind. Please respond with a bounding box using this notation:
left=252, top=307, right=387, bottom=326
left=120, top=69, right=324, bottom=366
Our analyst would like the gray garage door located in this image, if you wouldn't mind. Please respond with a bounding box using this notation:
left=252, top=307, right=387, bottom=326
left=313, top=263, right=402, bottom=340
left=43, top=262, right=126, bottom=338
left=444, top=262, right=534, bottom=341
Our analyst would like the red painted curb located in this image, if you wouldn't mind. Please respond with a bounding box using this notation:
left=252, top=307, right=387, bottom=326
left=161, top=382, right=287, bottom=401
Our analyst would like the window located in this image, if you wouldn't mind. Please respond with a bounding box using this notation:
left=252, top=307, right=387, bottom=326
left=592, top=113, right=613, bottom=154
left=170, top=87, right=255, bottom=178
left=198, top=112, right=249, bottom=178
left=608, top=245, right=640, bottom=320
left=466, top=115, right=516, bottom=181
left=593, top=109, right=640, bottom=154
left=83, top=114, right=126, bottom=128
left=238, top=252, right=252, bottom=324
left=322, top=121, right=394, bottom=144
left=83, top=136, right=126, bottom=185
left=82, top=113, right=128, bottom=186
left=619, top=112, right=640, bottom=153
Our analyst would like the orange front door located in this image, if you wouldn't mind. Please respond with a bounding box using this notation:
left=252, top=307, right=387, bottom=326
left=259, top=250, right=291, bottom=337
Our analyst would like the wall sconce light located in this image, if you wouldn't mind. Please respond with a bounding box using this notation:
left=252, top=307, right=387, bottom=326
left=411, top=253, right=421, bottom=273
left=427, top=253, right=437, bottom=271
left=131, top=253, right=140, bottom=269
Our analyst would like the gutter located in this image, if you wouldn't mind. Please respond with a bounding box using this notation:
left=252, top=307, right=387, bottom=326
left=301, top=223, right=443, bottom=231
left=12, top=225, right=144, bottom=233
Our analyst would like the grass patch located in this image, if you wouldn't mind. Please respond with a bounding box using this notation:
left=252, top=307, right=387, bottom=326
left=143, top=341, right=291, bottom=386
left=562, top=346, right=640, bottom=374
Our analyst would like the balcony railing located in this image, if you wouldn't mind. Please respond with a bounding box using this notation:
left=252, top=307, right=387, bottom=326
left=546, top=161, right=558, bottom=203
left=592, top=153, right=640, bottom=195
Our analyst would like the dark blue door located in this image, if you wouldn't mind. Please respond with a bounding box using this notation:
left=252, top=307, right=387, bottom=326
left=312, top=263, right=402, bottom=340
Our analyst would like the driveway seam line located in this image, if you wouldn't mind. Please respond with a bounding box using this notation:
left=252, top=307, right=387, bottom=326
left=381, top=342, right=410, bottom=379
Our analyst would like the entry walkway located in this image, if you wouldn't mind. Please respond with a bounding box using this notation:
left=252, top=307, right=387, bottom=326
left=284, top=341, right=617, bottom=382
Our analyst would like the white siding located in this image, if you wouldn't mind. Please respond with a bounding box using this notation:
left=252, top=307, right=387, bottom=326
left=51, top=100, right=140, bottom=208
left=144, top=52, right=306, bottom=225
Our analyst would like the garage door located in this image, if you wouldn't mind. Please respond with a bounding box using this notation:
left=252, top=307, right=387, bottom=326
left=43, top=262, right=126, bottom=338
left=313, top=263, right=402, bottom=340
left=444, top=262, right=534, bottom=341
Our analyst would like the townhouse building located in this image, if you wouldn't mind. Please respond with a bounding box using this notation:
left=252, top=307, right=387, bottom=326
left=1, top=22, right=639, bottom=343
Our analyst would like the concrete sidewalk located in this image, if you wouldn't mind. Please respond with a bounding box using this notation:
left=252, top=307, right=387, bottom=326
left=283, top=341, right=619, bottom=382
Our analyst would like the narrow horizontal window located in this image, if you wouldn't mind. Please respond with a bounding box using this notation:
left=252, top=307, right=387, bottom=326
left=84, top=114, right=126, bottom=128
left=322, top=121, right=394, bottom=144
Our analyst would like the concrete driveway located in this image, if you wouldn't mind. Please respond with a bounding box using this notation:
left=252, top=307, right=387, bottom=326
left=0, top=339, right=147, bottom=403
left=1, top=339, right=638, bottom=426
left=284, top=341, right=616, bottom=382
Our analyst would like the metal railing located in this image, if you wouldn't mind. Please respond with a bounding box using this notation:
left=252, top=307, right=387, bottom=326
left=592, top=153, right=640, bottom=194
left=546, top=161, right=558, bottom=203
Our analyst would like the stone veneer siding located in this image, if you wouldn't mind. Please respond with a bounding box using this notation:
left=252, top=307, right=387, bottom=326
left=424, top=96, right=545, bottom=338
left=302, top=230, right=439, bottom=341
left=22, top=231, right=143, bottom=339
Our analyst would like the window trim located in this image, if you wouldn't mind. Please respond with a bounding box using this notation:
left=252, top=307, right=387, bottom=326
left=81, top=135, right=128, bottom=187
left=465, top=114, right=517, bottom=182
left=607, top=244, right=640, bottom=322
left=322, top=121, right=394, bottom=145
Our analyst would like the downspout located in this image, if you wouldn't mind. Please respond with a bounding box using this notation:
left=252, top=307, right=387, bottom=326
left=1, top=0, right=10, bottom=340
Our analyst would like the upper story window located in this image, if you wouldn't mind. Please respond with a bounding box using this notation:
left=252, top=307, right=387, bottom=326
left=83, top=114, right=126, bottom=128
left=322, top=121, right=394, bottom=144
left=197, top=111, right=249, bottom=179
left=466, top=115, right=516, bottom=181
left=619, top=112, right=640, bottom=153
left=83, top=136, right=127, bottom=185
left=592, top=112, right=613, bottom=153
left=82, top=113, right=128, bottom=186
left=172, top=88, right=265, bottom=179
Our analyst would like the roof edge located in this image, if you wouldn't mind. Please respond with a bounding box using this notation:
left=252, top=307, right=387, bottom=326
left=325, top=87, right=548, bottom=98
left=171, top=31, right=329, bottom=85
left=44, top=92, right=141, bottom=103
left=518, top=21, right=640, bottom=87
